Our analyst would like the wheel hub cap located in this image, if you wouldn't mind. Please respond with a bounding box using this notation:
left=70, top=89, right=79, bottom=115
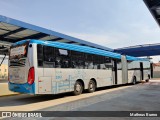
left=90, top=83, right=93, bottom=90
left=76, top=84, right=81, bottom=92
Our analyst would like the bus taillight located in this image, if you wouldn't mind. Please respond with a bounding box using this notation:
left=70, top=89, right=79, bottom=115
left=28, top=67, right=35, bottom=84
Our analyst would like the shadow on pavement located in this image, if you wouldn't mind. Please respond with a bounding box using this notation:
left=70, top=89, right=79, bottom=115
left=0, top=83, right=134, bottom=107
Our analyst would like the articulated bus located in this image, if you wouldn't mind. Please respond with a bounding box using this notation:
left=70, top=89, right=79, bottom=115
left=8, top=39, right=151, bottom=95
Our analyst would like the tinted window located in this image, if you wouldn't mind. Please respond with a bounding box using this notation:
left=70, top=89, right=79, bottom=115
left=93, top=55, right=100, bottom=69
left=10, top=41, right=29, bottom=60
left=43, top=46, right=55, bottom=68
left=37, top=44, right=43, bottom=67
left=43, top=46, right=54, bottom=62
left=71, top=51, right=84, bottom=69
left=104, top=57, right=113, bottom=70
left=84, top=53, right=94, bottom=69
left=55, top=48, right=70, bottom=68
left=37, top=44, right=114, bottom=69
left=117, top=59, right=122, bottom=70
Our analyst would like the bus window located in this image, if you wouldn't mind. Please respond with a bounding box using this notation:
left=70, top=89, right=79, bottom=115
left=44, top=46, right=54, bottom=62
left=37, top=44, right=43, bottom=67
left=10, top=41, right=29, bottom=67
left=99, top=56, right=105, bottom=69
left=72, top=60, right=84, bottom=69
left=43, top=46, right=55, bottom=68
left=71, top=61, right=76, bottom=68
left=88, top=62, right=94, bottom=69
left=71, top=50, right=84, bottom=69
left=61, top=57, right=70, bottom=68
left=55, top=48, right=70, bottom=68
left=117, top=59, right=122, bottom=70
left=84, top=53, right=94, bottom=69
left=84, top=62, right=89, bottom=69
left=100, top=64, right=106, bottom=69
left=55, top=57, right=61, bottom=68
left=93, top=55, right=99, bottom=69
left=104, top=57, right=113, bottom=70
left=78, top=60, right=85, bottom=69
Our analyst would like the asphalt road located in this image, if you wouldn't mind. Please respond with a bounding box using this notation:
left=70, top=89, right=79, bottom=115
left=42, top=81, right=160, bottom=111
left=1, top=80, right=160, bottom=120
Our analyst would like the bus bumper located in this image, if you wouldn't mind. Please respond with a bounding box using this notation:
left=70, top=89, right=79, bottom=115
left=8, top=82, right=35, bottom=94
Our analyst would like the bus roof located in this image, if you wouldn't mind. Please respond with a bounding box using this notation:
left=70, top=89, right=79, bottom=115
left=13, top=39, right=149, bottom=61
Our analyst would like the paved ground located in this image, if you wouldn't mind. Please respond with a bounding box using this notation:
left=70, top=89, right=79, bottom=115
left=0, top=80, right=160, bottom=120
left=0, top=83, right=18, bottom=97
left=41, top=80, right=160, bottom=111
left=0, top=84, right=131, bottom=110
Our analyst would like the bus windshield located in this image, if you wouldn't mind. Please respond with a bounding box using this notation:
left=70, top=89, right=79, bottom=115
left=9, top=41, right=29, bottom=66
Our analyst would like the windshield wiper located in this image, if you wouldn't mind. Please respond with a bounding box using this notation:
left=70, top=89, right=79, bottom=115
left=10, top=61, right=25, bottom=66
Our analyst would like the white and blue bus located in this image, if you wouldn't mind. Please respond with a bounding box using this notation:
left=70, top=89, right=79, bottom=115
left=8, top=39, right=151, bottom=95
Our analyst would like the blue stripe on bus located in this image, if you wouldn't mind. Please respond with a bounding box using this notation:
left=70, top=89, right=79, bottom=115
left=30, top=39, right=121, bottom=59
left=13, top=39, right=148, bottom=61
left=9, top=82, right=35, bottom=94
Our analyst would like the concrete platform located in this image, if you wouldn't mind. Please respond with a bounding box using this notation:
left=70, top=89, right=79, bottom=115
left=0, top=83, right=19, bottom=97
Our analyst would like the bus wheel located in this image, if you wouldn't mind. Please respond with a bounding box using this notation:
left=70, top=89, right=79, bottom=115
left=73, top=81, right=83, bottom=95
left=132, top=77, right=137, bottom=85
left=87, top=80, right=96, bottom=93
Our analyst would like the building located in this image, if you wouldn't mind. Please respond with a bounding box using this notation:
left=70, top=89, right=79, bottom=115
left=153, top=62, right=160, bottom=78
left=0, top=64, right=8, bottom=80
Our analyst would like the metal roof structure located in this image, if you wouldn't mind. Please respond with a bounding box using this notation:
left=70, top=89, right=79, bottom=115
left=144, top=0, right=160, bottom=27
left=114, top=0, right=160, bottom=57
left=0, top=15, right=113, bottom=54
left=114, top=43, right=160, bottom=57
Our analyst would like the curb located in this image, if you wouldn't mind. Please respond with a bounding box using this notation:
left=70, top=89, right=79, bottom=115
left=0, top=93, right=20, bottom=97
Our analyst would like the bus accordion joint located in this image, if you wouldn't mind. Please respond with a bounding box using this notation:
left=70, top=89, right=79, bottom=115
left=28, top=67, right=35, bottom=85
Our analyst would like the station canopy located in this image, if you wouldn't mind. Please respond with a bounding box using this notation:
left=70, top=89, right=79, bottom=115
left=0, top=15, right=113, bottom=55
left=144, top=0, right=160, bottom=27
left=114, top=43, right=160, bottom=57
left=114, top=0, right=160, bottom=57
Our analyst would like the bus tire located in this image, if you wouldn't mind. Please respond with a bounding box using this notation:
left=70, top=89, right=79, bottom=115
left=87, top=80, right=96, bottom=93
left=73, top=81, right=83, bottom=95
left=132, top=77, right=137, bottom=85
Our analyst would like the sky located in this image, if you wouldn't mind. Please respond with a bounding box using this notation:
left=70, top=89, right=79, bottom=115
left=0, top=0, right=160, bottom=62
